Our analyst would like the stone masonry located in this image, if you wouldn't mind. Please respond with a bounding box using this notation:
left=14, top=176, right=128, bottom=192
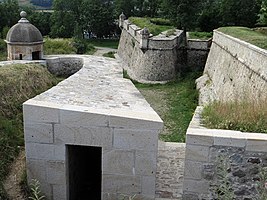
left=183, top=106, right=267, bottom=199
left=23, top=55, right=163, bottom=200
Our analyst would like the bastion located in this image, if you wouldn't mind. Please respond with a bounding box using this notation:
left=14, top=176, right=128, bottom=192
left=23, top=55, right=163, bottom=200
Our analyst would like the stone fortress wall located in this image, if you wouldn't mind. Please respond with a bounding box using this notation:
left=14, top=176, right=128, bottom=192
left=196, top=30, right=267, bottom=105
left=117, top=16, right=211, bottom=83
left=183, top=30, right=267, bottom=199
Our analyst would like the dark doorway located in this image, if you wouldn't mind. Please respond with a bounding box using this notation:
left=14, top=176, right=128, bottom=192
left=67, top=145, right=102, bottom=200
left=19, top=54, right=22, bottom=60
left=32, top=51, right=40, bottom=60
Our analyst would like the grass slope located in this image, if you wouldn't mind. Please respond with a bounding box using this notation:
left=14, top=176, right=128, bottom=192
left=136, top=72, right=200, bottom=142
left=218, top=27, right=267, bottom=50
left=0, top=64, right=60, bottom=198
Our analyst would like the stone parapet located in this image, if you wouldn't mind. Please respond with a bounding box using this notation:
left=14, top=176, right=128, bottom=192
left=183, top=106, right=267, bottom=199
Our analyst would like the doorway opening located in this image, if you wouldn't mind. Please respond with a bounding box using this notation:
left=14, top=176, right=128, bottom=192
left=19, top=54, right=22, bottom=60
left=32, top=51, right=40, bottom=60
left=67, top=145, right=102, bottom=200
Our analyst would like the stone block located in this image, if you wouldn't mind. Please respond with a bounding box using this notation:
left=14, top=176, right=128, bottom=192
left=185, top=144, right=209, bottom=162
left=52, top=184, right=67, bottom=200
left=103, top=150, right=134, bottom=175
left=26, top=143, right=65, bottom=161
left=186, top=128, right=213, bottom=146
left=102, top=174, right=141, bottom=194
left=23, top=100, right=61, bottom=124
left=114, top=129, right=158, bottom=151
left=26, top=159, right=47, bottom=183
left=213, top=130, right=246, bottom=147
left=60, top=105, right=109, bottom=127
left=183, top=179, right=209, bottom=194
left=109, top=110, right=163, bottom=130
left=141, top=176, right=156, bottom=197
left=54, top=125, right=112, bottom=148
left=135, top=151, right=157, bottom=176
left=46, top=161, right=66, bottom=184
left=184, top=160, right=202, bottom=180
left=24, top=123, right=53, bottom=144
left=246, top=139, right=267, bottom=152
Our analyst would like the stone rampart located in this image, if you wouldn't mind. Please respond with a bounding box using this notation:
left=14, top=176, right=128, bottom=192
left=197, top=30, right=267, bottom=104
left=117, top=19, right=184, bottom=83
left=183, top=106, right=267, bottom=199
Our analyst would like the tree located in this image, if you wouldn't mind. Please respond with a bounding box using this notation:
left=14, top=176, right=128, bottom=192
left=0, top=0, right=20, bottom=38
left=259, top=0, right=267, bottom=25
left=161, top=0, right=202, bottom=30
left=220, top=0, right=261, bottom=27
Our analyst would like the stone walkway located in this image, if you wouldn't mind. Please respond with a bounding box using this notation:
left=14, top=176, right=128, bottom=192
left=156, top=141, right=186, bottom=200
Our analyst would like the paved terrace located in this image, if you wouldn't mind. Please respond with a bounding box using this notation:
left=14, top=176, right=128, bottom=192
left=22, top=55, right=185, bottom=199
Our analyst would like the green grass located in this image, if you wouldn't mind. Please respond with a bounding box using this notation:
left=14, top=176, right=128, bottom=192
left=102, top=51, right=116, bottom=58
left=128, top=17, right=175, bottom=36
left=202, top=99, right=267, bottom=133
left=188, top=32, right=213, bottom=40
left=135, top=72, right=200, bottom=142
left=86, top=39, right=119, bottom=49
left=44, top=38, right=97, bottom=55
left=218, top=27, right=267, bottom=50
left=0, top=64, right=60, bottom=198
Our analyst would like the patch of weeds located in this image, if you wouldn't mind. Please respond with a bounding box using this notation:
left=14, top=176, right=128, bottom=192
left=213, top=155, right=234, bottom=200
left=135, top=72, right=200, bottom=142
left=166, top=29, right=176, bottom=37
left=103, top=51, right=116, bottom=58
left=128, top=17, right=174, bottom=36
left=29, top=179, right=45, bottom=200
left=202, top=99, right=267, bottom=133
left=20, top=170, right=31, bottom=198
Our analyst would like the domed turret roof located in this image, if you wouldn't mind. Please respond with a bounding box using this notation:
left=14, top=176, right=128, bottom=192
left=6, top=11, right=43, bottom=44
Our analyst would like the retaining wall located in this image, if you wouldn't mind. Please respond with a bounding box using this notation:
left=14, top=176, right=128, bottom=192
left=197, top=30, right=267, bottom=104
left=183, top=106, right=267, bottom=199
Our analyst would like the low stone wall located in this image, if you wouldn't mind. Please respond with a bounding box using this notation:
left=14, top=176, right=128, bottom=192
left=197, top=30, right=267, bottom=104
left=45, top=55, right=84, bottom=77
left=118, top=20, right=184, bottom=83
left=183, top=106, right=267, bottom=199
left=187, top=39, right=211, bottom=71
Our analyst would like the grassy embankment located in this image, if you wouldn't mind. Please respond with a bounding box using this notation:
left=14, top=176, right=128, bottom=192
left=202, top=26, right=267, bottom=133
left=218, top=26, right=267, bottom=50
left=0, top=64, right=60, bottom=199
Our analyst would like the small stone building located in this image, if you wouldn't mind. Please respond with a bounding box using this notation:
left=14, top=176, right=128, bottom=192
left=5, top=11, right=44, bottom=61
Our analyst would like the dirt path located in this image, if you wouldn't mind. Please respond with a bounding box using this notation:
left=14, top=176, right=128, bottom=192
left=3, top=149, right=26, bottom=200
left=93, top=47, right=117, bottom=57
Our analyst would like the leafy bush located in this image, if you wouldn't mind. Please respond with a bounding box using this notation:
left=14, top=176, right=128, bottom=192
left=150, top=18, right=173, bottom=26
left=202, top=99, right=267, bottom=133
left=0, top=39, right=7, bottom=61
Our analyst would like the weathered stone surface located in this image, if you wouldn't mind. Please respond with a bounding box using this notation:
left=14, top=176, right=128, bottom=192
left=197, top=30, right=267, bottom=105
